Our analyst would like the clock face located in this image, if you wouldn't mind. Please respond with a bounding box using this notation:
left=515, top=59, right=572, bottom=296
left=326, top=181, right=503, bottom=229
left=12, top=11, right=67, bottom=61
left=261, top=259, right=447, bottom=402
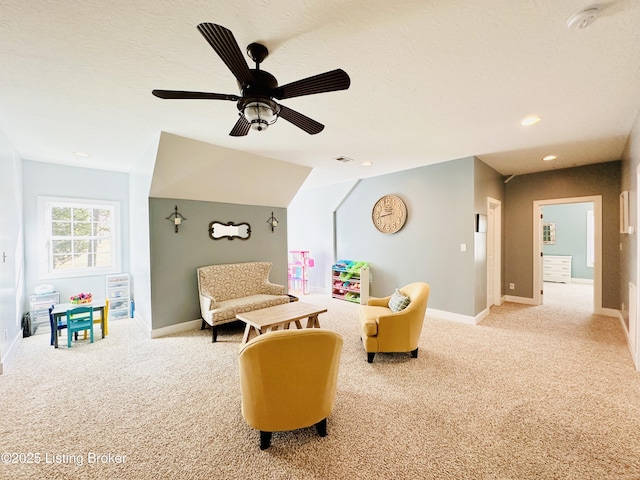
left=372, top=195, right=407, bottom=234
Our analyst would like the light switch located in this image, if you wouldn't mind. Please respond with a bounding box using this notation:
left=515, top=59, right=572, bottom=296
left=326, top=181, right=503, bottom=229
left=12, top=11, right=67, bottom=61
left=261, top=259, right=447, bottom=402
left=460, top=243, right=467, bottom=252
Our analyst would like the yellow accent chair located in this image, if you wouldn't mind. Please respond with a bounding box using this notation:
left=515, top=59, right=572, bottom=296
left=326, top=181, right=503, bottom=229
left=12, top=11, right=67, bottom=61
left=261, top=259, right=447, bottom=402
left=238, top=328, right=343, bottom=449
left=358, top=282, right=430, bottom=363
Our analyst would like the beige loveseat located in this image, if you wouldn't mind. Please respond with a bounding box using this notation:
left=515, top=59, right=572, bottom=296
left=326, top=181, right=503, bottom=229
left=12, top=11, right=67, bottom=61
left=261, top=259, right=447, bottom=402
left=197, top=262, right=290, bottom=342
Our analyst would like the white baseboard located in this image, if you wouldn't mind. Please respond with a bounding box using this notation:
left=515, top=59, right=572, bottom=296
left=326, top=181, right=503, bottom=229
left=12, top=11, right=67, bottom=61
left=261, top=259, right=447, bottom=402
left=504, top=295, right=538, bottom=305
left=150, top=318, right=202, bottom=338
left=615, top=310, right=638, bottom=370
left=1, top=329, right=23, bottom=375
left=427, top=307, right=487, bottom=326
left=599, top=307, right=621, bottom=318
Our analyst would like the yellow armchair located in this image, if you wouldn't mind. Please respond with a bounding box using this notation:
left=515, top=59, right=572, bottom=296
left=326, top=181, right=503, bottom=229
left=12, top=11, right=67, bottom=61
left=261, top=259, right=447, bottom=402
left=358, top=282, right=430, bottom=363
left=238, top=328, right=343, bottom=449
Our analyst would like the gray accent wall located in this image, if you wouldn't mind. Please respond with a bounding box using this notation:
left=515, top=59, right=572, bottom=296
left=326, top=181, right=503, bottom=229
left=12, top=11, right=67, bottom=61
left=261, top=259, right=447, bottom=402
left=148, top=197, right=288, bottom=330
left=504, top=162, right=621, bottom=309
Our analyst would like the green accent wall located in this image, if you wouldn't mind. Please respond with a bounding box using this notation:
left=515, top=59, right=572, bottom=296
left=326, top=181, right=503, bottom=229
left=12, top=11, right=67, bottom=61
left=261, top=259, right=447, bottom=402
left=542, top=202, right=594, bottom=280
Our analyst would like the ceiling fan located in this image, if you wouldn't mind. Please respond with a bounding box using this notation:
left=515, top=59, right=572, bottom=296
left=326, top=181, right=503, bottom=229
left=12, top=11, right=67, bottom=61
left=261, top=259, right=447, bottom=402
left=152, top=23, right=351, bottom=136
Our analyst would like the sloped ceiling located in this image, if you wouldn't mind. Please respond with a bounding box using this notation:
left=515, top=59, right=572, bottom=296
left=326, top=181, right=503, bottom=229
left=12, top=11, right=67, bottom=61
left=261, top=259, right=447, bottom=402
left=1, top=0, right=639, bottom=190
left=150, top=132, right=311, bottom=207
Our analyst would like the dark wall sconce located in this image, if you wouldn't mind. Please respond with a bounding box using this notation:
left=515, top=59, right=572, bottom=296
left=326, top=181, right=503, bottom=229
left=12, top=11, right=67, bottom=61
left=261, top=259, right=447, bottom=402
left=267, top=212, right=279, bottom=232
left=166, top=205, right=187, bottom=233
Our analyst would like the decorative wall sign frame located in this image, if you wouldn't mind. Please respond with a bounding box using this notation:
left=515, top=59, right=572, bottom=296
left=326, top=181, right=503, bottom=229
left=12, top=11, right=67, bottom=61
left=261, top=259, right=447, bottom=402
left=209, top=221, right=251, bottom=240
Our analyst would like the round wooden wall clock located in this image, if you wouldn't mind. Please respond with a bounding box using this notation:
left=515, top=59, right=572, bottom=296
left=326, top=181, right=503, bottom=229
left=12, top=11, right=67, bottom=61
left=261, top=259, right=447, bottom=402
left=372, top=194, right=407, bottom=234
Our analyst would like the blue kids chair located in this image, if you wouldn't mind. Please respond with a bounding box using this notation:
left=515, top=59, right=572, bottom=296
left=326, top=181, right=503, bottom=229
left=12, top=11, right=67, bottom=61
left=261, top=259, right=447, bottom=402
left=66, top=306, right=94, bottom=348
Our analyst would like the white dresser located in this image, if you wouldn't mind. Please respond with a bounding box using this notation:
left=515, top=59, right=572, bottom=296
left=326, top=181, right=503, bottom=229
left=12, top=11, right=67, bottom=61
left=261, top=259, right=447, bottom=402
left=543, top=255, right=572, bottom=284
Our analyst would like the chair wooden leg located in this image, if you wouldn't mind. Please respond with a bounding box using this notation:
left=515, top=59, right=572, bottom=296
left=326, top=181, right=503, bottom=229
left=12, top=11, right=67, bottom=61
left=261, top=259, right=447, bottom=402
left=211, top=326, right=218, bottom=343
left=201, top=319, right=206, bottom=330
left=259, top=431, right=272, bottom=450
left=316, top=418, right=327, bottom=437
left=367, top=352, right=375, bottom=363
left=411, top=348, right=418, bottom=358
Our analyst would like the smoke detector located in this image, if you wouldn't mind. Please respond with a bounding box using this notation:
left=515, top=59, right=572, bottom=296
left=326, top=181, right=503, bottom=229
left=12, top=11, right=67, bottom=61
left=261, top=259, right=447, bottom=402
left=567, top=7, right=600, bottom=29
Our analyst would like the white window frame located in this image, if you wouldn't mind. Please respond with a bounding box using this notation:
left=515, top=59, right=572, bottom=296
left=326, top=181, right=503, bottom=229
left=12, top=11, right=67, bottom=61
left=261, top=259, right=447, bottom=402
left=38, top=196, right=121, bottom=279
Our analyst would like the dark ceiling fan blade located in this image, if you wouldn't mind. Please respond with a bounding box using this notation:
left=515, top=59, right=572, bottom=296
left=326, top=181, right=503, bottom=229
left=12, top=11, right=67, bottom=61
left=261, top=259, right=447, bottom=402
left=277, top=104, right=324, bottom=135
left=229, top=115, right=251, bottom=136
left=197, top=23, right=253, bottom=87
left=273, top=69, right=350, bottom=100
left=152, top=90, right=239, bottom=101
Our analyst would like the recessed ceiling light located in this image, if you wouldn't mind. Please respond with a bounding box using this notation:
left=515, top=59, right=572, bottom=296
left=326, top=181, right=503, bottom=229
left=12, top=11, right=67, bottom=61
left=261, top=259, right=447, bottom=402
left=362, top=161, right=373, bottom=166
left=521, top=115, right=542, bottom=126
left=542, top=155, right=557, bottom=161
left=73, top=151, right=90, bottom=157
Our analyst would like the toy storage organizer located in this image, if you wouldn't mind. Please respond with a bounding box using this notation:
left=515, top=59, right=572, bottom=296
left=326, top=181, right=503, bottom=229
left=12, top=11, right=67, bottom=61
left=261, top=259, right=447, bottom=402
left=331, top=260, right=369, bottom=304
left=288, top=251, right=313, bottom=295
left=106, top=273, right=131, bottom=320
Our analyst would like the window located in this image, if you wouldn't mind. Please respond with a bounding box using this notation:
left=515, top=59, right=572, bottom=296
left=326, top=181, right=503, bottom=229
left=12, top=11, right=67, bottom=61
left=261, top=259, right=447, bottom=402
left=542, top=223, right=555, bottom=245
left=39, top=197, right=120, bottom=278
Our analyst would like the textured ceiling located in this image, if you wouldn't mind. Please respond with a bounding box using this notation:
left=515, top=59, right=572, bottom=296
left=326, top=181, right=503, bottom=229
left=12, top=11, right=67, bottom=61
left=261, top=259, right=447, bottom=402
left=1, top=0, right=639, bottom=189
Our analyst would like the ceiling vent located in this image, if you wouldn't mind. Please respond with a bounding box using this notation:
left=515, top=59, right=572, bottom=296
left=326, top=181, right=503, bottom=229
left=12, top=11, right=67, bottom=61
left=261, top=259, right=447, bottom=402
left=334, top=156, right=354, bottom=163
left=567, top=7, right=600, bottom=30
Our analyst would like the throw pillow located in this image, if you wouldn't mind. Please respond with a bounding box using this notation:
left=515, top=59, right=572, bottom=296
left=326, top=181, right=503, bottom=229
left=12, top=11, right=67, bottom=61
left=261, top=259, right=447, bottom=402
left=388, top=289, right=411, bottom=312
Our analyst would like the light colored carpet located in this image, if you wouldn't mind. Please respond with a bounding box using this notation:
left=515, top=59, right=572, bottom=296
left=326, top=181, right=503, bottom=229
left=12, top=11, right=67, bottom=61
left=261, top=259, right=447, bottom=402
left=2, top=286, right=640, bottom=480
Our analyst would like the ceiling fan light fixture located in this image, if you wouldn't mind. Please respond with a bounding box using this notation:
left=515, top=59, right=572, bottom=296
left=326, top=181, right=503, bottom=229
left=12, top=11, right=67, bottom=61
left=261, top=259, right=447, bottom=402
left=567, top=7, right=600, bottom=30
left=243, top=99, right=278, bottom=131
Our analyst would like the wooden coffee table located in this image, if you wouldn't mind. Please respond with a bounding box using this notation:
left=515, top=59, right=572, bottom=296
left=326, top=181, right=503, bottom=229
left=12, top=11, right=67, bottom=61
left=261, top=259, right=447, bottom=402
left=236, top=301, right=328, bottom=344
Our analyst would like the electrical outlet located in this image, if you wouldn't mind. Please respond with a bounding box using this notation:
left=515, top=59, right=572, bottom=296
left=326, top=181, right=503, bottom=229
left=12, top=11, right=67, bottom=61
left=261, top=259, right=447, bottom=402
left=509, top=283, right=515, bottom=290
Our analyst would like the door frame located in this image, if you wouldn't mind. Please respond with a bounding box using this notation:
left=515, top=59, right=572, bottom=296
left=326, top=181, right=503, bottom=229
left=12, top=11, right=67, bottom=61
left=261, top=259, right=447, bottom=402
left=532, top=195, right=602, bottom=313
left=487, top=197, right=502, bottom=307
left=633, top=164, right=640, bottom=370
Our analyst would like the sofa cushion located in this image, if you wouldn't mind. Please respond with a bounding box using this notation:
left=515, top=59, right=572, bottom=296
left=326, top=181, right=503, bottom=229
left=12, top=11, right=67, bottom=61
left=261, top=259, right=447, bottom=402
left=388, top=289, right=411, bottom=312
left=210, top=294, right=290, bottom=324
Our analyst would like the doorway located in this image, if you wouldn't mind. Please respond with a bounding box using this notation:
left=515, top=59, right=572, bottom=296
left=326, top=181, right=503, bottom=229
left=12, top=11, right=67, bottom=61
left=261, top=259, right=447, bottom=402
left=532, top=196, right=602, bottom=314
